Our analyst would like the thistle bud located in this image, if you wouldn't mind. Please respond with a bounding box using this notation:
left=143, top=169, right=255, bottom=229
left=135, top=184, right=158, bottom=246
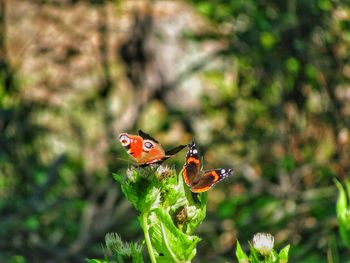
left=252, top=232, right=274, bottom=256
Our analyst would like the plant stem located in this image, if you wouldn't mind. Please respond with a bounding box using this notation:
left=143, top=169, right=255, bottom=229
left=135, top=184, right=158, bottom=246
left=142, top=212, right=157, bottom=263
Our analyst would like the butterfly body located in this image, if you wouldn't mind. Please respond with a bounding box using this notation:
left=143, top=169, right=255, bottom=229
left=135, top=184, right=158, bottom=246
left=183, top=141, right=233, bottom=193
left=119, top=130, right=186, bottom=167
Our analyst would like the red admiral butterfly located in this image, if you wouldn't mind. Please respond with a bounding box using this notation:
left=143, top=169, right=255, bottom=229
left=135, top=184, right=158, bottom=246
left=182, top=141, right=233, bottom=193
left=119, top=130, right=186, bottom=167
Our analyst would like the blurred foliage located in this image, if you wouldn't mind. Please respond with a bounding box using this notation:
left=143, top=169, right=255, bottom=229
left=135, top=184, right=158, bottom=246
left=187, top=0, right=350, bottom=261
left=0, top=0, right=349, bottom=262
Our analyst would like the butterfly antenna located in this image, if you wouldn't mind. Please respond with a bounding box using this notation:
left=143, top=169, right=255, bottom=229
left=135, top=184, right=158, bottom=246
left=189, top=140, right=195, bottom=147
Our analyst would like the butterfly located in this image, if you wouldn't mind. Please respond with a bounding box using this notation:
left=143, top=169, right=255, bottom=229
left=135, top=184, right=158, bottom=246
left=119, top=130, right=186, bottom=167
left=182, top=141, right=233, bottom=193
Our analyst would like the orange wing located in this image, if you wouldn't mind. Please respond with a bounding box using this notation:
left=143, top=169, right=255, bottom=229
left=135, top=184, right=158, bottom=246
left=182, top=141, right=233, bottom=193
left=119, top=133, right=143, bottom=159
left=182, top=141, right=201, bottom=186
left=190, top=169, right=232, bottom=193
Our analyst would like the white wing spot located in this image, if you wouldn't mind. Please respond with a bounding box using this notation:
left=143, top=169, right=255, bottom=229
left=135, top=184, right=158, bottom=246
left=193, top=149, right=198, bottom=154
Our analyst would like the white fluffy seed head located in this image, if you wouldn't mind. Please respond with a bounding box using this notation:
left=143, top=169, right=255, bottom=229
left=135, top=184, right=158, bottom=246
left=252, top=232, right=274, bottom=256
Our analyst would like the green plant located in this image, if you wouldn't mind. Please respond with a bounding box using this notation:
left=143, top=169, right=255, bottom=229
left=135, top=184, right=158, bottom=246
left=89, top=165, right=207, bottom=262
left=236, top=233, right=290, bottom=263
left=87, top=160, right=295, bottom=262
left=86, top=233, right=143, bottom=263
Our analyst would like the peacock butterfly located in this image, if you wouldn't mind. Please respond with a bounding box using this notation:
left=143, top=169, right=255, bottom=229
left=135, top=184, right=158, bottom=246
left=119, top=130, right=186, bottom=167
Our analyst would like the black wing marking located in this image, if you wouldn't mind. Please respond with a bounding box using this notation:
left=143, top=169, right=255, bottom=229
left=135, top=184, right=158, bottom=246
left=138, top=130, right=159, bottom=143
left=165, top=144, right=186, bottom=156
left=190, top=168, right=233, bottom=193
left=183, top=141, right=201, bottom=186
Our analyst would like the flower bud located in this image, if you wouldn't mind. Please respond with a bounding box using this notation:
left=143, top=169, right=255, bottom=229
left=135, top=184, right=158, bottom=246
left=252, top=232, right=274, bottom=256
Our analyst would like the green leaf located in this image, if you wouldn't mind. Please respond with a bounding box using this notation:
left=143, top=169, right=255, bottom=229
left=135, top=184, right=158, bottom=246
left=113, top=171, right=161, bottom=212
left=335, top=179, right=350, bottom=247
left=131, top=242, right=144, bottom=263
left=235, top=238, right=290, bottom=263
left=248, top=242, right=261, bottom=263
left=9, top=256, right=27, bottom=263
left=278, top=244, right=290, bottom=263
left=181, top=174, right=208, bottom=234
left=260, top=32, right=277, bottom=49
left=286, top=58, right=300, bottom=74
left=196, top=2, right=214, bottom=17
left=236, top=240, right=250, bottom=263
left=318, top=0, right=332, bottom=10
left=24, top=216, right=40, bottom=231
left=113, top=173, right=140, bottom=209
left=249, top=242, right=278, bottom=263
left=103, top=232, right=144, bottom=263
left=113, top=167, right=208, bottom=262
left=85, top=260, right=106, bottom=263
left=335, top=179, right=347, bottom=213
left=149, top=208, right=200, bottom=262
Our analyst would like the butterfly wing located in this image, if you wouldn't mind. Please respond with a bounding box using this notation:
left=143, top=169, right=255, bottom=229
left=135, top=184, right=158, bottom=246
left=120, top=130, right=185, bottom=167
left=190, top=168, right=233, bottom=193
left=165, top=145, right=186, bottom=156
left=119, top=133, right=143, bottom=159
left=183, top=141, right=201, bottom=187
left=138, top=131, right=166, bottom=166
left=138, top=130, right=186, bottom=166
left=138, top=130, right=159, bottom=143
left=138, top=143, right=166, bottom=166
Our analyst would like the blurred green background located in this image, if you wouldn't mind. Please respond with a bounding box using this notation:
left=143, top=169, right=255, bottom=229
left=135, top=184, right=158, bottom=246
left=1, top=0, right=350, bottom=262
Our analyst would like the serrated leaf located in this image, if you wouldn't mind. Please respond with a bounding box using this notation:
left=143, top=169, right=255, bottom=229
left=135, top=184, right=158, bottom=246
left=185, top=193, right=207, bottom=233
left=103, top=233, right=144, bottom=263
left=113, top=172, right=162, bottom=212
left=121, top=181, right=142, bottom=210
left=143, top=182, right=162, bottom=212
left=160, top=175, right=185, bottom=209
left=113, top=173, right=125, bottom=184
left=130, top=242, right=144, bottom=263
left=149, top=208, right=200, bottom=262
left=113, top=173, right=141, bottom=210
left=113, top=167, right=207, bottom=262
left=278, top=244, right=290, bottom=263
